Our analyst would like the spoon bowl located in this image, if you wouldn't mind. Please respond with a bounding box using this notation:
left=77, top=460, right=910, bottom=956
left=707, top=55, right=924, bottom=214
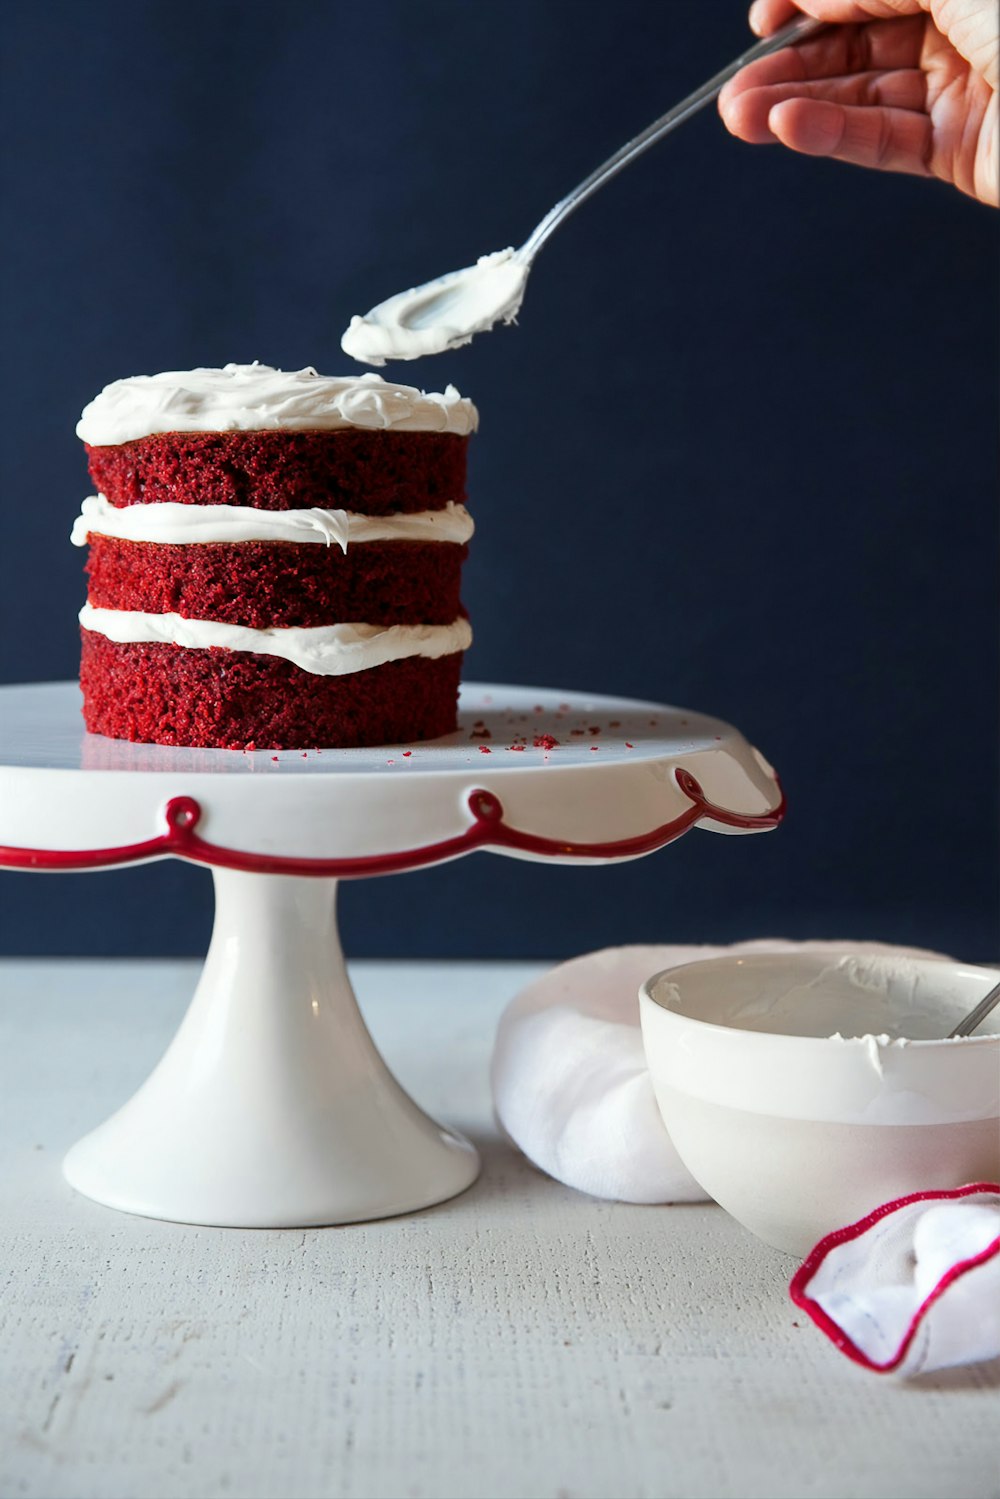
left=342, top=250, right=529, bottom=365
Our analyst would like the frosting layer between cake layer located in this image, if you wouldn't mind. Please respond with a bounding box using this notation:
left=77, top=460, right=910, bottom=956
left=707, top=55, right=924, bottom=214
left=71, top=495, right=474, bottom=551
left=77, top=363, right=478, bottom=444
left=79, top=605, right=471, bottom=677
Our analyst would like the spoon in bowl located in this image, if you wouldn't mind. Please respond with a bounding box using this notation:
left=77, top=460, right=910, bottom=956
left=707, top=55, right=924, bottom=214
left=948, top=976, right=1000, bottom=1038
left=341, top=14, right=824, bottom=366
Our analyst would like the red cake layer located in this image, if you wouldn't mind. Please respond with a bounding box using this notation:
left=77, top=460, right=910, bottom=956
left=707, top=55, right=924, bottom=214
left=85, top=536, right=466, bottom=629
left=80, top=629, right=462, bottom=749
left=86, top=429, right=468, bottom=513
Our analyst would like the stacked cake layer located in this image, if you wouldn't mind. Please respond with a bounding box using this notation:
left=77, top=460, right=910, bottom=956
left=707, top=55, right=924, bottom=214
left=73, top=364, right=477, bottom=749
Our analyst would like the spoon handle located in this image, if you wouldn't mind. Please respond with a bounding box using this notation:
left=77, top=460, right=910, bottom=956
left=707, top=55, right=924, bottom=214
left=948, top=976, right=1000, bottom=1039
left=518, top=14, right=825, bottom=263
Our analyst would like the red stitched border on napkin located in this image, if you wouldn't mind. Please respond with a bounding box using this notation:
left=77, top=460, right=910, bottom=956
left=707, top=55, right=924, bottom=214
left=789, top=1182, right=1000, bottom=1373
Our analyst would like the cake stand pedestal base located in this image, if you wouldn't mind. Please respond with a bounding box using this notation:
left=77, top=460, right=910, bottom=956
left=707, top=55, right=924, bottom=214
left=3, top=680, right=785, bottom=1227
left=62, top=869, right=479, bottom=1227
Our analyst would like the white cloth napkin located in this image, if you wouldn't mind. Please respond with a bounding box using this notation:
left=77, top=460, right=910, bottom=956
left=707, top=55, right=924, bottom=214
left=491, top=939, right=950, bottom=1205
left=791, top=1184, right=1000, bottom=1376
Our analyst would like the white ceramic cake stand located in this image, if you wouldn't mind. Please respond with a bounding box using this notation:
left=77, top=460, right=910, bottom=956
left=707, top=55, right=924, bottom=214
left=0, top=680, right=784, bottom=1227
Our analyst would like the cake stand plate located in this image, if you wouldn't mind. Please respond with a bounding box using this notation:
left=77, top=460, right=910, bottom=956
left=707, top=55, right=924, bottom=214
left=0, top=681, right=784, bottom=1227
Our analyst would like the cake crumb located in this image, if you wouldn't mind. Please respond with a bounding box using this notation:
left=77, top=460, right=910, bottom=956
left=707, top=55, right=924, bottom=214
left=534, top=733, right=559, bottom=750
left=402, top=750, right=412, bottom=757
left=271, top=756, right=279, bottom=762
left=479, top=745, right=492, bottom=754
left=508, top=744, right=526, bottom=752
left=625, top=742, right=634, bottom=749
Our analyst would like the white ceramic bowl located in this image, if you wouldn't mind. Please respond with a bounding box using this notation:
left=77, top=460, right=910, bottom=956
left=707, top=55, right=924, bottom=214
left=639, top=951, right=1000, bottom=1257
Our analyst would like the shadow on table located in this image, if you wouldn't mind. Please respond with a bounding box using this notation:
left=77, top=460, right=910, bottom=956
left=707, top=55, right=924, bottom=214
left=434, top=1125, right=715, bottom=1223
left=905, top=1357, right=1000, bottom=1392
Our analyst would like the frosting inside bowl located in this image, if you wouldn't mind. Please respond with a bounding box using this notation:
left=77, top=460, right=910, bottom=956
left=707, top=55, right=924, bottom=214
left=654, top=953, right=1000, bottom=1044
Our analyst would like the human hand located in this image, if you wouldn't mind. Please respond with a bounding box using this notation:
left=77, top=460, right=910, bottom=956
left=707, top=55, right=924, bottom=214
left=719, top=1, right=998, bottom=206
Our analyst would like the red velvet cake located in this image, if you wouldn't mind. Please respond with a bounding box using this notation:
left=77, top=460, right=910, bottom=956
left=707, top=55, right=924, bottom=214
left=73, top=363, right=477, bottom=749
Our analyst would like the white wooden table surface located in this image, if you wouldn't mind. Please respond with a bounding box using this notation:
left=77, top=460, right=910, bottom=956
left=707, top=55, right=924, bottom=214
left=1, top=958, right=998, bottom=1499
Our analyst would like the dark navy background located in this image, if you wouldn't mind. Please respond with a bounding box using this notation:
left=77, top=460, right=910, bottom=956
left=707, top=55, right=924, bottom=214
left=1, top=0, right=996, bottom=959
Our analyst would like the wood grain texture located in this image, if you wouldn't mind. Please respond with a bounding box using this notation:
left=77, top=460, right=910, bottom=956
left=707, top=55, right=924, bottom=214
left=1, top=958, right=998, bottom=1499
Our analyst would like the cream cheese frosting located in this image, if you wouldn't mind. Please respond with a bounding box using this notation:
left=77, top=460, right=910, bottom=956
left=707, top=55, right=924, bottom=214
left=342, top=249, right=528, bottom=366
left=79, top=604, right=471, bottom=677
left=76, top=363, right=479, bottom=445
left=70, top=494, right=474, bottom=553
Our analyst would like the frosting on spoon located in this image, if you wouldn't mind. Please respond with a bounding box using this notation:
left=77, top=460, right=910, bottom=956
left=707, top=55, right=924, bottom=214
left=342, top=249, right=528, bottom=366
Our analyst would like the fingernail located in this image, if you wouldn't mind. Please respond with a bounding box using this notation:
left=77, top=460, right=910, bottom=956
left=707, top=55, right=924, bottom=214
left=748, top=1, right=767, bottom=35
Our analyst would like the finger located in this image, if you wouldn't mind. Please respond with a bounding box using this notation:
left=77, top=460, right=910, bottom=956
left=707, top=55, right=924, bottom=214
left=748, top=0, right=924, bottom=34
left=768, top=96, right=933, bottom=175
left=749, top=0, right=998, bottom=93
left=720, top=13, right=926, bottom=113
left=721, top=68, right=926, bottom=144
left=748, top=0, right=801, bottom=35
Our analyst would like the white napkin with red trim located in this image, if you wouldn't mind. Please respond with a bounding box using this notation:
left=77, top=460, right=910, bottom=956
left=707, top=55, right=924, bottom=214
left=491, top=939, right=949, bottom=1205
left=791, top=1185, right=1000, bottom=1376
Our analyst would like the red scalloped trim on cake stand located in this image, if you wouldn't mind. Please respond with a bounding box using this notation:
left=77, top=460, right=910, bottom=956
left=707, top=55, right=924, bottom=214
left=0, top=766, right=785, bottom=879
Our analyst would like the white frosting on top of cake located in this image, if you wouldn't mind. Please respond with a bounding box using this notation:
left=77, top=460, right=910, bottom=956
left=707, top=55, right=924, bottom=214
left=76, top=363, right=479, bottom=445
left=70, top=494, right=474, bottom=553
left=342, top=249, right=528, bottom=366
left=79, top=604, right=472, bottom=677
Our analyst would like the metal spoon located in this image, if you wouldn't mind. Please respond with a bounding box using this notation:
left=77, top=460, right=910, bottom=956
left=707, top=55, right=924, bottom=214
left=517, top=12, right=824, bottom=264
left=948, top=977, right=1000, bottom=1038
left=342, top=14, right=825, bottom=365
